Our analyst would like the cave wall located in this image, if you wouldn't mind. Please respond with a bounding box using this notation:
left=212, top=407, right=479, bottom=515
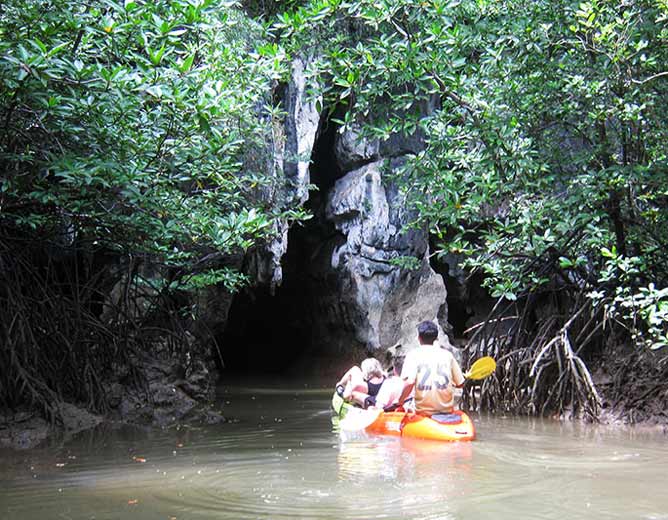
left=219, top=58, right=452, bottom=372
left=429, top=250, right=495, bottom=340
left=245, top=57, right=322, bottom=290
left=318, top=134, right=449, bottom=354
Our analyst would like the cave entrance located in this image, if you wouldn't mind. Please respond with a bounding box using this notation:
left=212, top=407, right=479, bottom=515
left=218, top=112, right=344, bottom=376
left=428, top=240, right=474, bottom=340
left=444, top=277, right=474, bottom=339
left=428, top=239, right=495, bottom=341
left=218, top=283, right=310, bottom=374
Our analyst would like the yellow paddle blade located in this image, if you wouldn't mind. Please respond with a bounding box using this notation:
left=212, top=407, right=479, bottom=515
left=465, top=356, right=496, bottom=380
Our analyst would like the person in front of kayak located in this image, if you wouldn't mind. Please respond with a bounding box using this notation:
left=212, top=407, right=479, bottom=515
left=335, top=357, right=386, bottom=408
left=399, top=320, right=465, bottom=416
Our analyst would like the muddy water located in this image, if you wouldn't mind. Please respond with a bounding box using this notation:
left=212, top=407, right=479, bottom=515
left=1, top=382, right=667, bottom=520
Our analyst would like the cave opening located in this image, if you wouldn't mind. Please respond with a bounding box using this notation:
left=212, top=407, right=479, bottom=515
left=427, top=242, right=473, bottom=340
left=443, top=271, right=474, bottom=339
left=428, top=239, right=494, bottom=341
left=218, top=113, right=344, bottom=376
left=218, top=284, right=311, bottom=374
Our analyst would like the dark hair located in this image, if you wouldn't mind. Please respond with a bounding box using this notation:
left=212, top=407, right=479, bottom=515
left=417, top=320, right=438, bottom=344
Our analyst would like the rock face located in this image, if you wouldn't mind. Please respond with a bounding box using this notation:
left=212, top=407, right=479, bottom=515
left=0, top=404, right=102, bottom=450
left=299, top=94, right=451, bottom=356
left=115, top=356, right=224, bottom=427
left=244, top=67, right=449, bottom=357
left=0, top=412, right=49, bottom=450
left=432, top=251, right=496, bottom=339
left=333, top=114, right=433, bottom=173
left=320, top=157, right=449, bottom=353
left=249, top=58, right=322, bottom=290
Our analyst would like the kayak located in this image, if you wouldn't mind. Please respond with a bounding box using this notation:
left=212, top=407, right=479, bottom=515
left=332, top=392, right=476, bottom=442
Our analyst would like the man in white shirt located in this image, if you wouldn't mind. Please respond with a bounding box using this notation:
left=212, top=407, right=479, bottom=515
left=400, top=320, right=465, bottom=415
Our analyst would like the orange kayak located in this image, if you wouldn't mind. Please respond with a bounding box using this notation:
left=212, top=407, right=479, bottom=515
left=332, top=393, right=476, bottom=442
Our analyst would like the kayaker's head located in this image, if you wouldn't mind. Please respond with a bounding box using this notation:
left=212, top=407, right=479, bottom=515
left=361, top=358, right=384, bottom=381
left=417, top=320, right=438, bottom=345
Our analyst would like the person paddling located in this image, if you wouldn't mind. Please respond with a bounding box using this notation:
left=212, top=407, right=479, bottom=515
left=399, top=320, right=465, bottom=416
left=335, top=358, right=386, bottom=408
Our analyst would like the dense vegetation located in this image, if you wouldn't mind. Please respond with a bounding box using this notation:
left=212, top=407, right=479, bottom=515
left=275, top=0, right=668, bottom=419
left=1, top=0, right=667, bottom=422
left=0, top=0, right=296, bottom=418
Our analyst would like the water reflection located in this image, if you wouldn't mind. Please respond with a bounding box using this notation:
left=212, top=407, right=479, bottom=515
left=0, top=383, right=667, bottom=520
left=337, top=436, right=473, bottom=482
left=337, top=438, right=403, bottom=481
left=335, top=435, right=475, bottom=520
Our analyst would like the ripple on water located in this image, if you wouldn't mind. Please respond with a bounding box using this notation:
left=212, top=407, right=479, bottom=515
left=3, top=386, right=668, bottom=520
left=140, top=432, right=477, bottom=520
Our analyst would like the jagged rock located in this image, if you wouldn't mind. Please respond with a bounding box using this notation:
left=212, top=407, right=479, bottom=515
left=202, top=410, right=226, bottom=425
left=151, top=385, right=199, bottom=427
left=301, top=96, right=448, bottom=355
left=251, top=57, right=322, bottom=289
left=334, top=124, right=380, bottom=172
left=322, top=159, right=448, bottom=352
left=191, top=282, right=237, bottom=355
left=334, top=96, right=438, bottom=173
left=0, top=404, right=102, bottom=450
left=106, top=383, right=124, bottom=408
left=119, top=383, right=197, bottom=427
left=181, top=360, right=214, bottom=401
left=280, top=58, right=322, bottom=204
left=208, top=61, right=446, bottom=366
left=334, top=126, right=426, bottom=174
left=115, top=353, right=217, bottom=427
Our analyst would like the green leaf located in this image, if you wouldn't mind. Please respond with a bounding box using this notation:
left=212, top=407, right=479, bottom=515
left=179, top=54, right=194, bottom=73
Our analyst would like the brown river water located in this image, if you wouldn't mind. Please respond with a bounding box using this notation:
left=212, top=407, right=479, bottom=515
left=1, top=381, right=667, bottom=520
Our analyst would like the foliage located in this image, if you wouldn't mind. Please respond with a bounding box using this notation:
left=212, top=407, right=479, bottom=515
left=388, top=254, right=421, bottom=271
left=273, top=0, right=668, bottom=416
left=179, top=267, right=250, bottom=291
left=0, top=0, right=289, bottom=275
left=241, top=0, right=306, bottom=19
left=590, top=249, right=668, bottom=350
left=0, top=0, right=299, bottom=416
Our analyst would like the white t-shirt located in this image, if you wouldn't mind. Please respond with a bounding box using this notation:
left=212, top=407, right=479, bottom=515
left=374, top=376, right=404, bottom=410
left=401, top=344, right=464, bottom=414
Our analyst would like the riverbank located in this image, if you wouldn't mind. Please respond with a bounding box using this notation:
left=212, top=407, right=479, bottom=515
left=0, top=354, right=225, bottom=450
left=595, top=349, right=668, bottom=429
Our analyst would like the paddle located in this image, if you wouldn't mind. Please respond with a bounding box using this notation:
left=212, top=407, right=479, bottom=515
left=338, top=406, right=382, bottom=432
left=464, top=356, right=496, bottom=381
